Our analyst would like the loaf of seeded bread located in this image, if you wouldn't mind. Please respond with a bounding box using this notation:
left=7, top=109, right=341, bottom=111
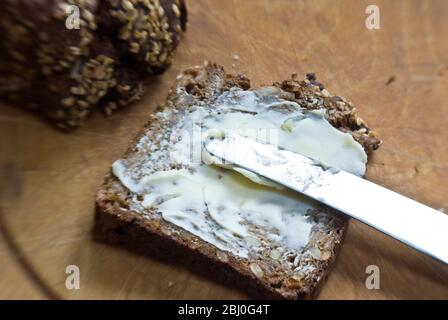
left=94, top=62, right=381, bottom=299
left=0, top=0, right=187, bottom=130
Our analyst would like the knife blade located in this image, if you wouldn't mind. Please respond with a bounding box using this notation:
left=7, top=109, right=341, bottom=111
left=204, top=133, right=448, bottom=264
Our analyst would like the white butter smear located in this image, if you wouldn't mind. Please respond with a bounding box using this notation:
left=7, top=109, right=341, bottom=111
left=112, top=88, right=367, bottom=259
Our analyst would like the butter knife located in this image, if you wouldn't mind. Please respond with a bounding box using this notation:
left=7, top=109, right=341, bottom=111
left=204, top=133, right=448, bottom=264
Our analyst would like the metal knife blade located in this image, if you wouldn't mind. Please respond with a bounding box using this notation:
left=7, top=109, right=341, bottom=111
left=204, top=133, right=448, bottom=264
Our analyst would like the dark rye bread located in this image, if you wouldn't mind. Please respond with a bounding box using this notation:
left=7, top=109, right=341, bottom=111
left=94, top=62, right=381, bottom=299
left=0, top=0, right=187, bottom=130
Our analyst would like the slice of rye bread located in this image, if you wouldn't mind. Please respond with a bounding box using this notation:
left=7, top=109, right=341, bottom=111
left=94, top=62, right=381, bottom=299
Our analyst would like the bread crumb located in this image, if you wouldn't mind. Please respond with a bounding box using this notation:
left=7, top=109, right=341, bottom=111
left=414, top=162, right=430, bottom=175
left=232, top=54, right=240, bottom=61
left=386, top=75, right=396, bottom=85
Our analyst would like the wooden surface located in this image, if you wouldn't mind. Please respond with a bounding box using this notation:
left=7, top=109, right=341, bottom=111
left=1, top=0, right=447, bottom=299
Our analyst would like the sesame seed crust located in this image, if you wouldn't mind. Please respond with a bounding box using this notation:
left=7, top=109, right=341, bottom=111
left=276, top=74, right=382, bottom=153
left=0, top=0, right=187, bottom=130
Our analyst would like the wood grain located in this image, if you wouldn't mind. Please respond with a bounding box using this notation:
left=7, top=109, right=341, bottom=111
left=0, top=234, right=46, bottom=299
left=0, top=0, right=447, bottom=299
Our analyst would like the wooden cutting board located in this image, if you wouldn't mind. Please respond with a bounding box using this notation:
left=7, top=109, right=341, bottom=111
left=0, top=0, right=447, bottom=299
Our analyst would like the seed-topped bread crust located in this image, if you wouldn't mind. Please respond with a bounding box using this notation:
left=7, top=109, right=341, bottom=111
left=94, top=62, right=381, bottom=299
left=0, top=0, right=187, bottom=130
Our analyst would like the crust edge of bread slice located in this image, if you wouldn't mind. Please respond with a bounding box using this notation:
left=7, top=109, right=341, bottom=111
left=94, top=61, right=381, bottom=299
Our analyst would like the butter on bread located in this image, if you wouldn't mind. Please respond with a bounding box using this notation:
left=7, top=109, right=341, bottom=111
left=94, top=62, right=380, bottom=299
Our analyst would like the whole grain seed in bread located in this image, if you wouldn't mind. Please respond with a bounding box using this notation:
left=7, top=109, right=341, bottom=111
left=0, top=0, right=187, bottom=130
left=94, top=62, right=381, bottom=299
